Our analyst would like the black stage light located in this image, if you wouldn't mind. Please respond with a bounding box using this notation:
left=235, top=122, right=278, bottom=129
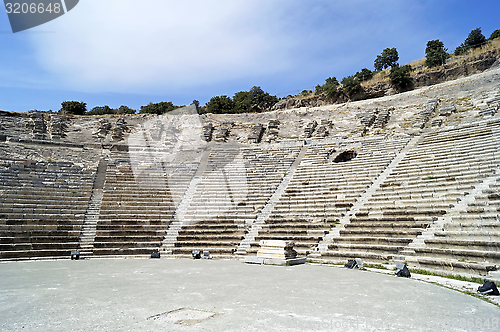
left=192, top=250, right=201, bottom=259
left=71, top=250, right=80, bottom=260
left=395, top=262, right=411, bottom=278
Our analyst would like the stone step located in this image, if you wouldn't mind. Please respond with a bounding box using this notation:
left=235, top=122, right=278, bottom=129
left=405, top=256, right=497, bottom=277
left=424, top=238, right=500, bottom=251
left=313, top=250, right=395, bottom=264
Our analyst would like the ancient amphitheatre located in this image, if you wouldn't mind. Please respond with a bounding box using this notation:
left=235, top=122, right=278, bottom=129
left=1, top=50, right=500, bottom=330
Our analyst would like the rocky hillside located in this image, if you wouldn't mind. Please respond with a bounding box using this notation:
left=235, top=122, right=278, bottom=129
left=1, top=65, right=499, bottom=165
left=271, top=48, right=500, bottom=111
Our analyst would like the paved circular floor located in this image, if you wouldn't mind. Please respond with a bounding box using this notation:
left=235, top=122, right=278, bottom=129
left=0, top=259, right=499, bottom=332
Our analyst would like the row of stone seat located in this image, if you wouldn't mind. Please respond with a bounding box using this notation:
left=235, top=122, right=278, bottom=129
left=249, top=137, right=411, bottom=255
left=319, top=119, right=500, bottom=276
left=171, top=219, right=246, bottom=257
left=0, top=160, right=95, bottom=260
left=181, top=146, right=301, bottom=223
left=408, top=176, right=500, bottom=275
left=171, top=146, right=301, bottom=257
left=250, top=219, right=331, bottom=256
left=93, top=152, right=176, bottom=256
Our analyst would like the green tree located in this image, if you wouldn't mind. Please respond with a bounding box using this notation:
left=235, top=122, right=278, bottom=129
left=315, top=77, right=339, bottom=99
left=454, top=43, right=468, bottom=56
left=490, top=29, right=500, bottom=40
left=87, top=105, right=113, bottom=115
left=355, top=68, right=373, bottom=82
left=455, top=28, right=487, bottom=55
left=117, top=105, right=136, bottom=114
left=425, top=40, right=448, bottom=68
left=233, top=91, right=252, bottom=113
left=374, top=48, right=399, bottom=71
left=60, top=101, right=86, bottom=115
left=389, top=64, right=412, bottom=89
left=249, top=86, right=278, bottom=108
left=139, top=101, right=177, bottom=115
left=341, top=76, right=361, bottom=98
left=464, top=28, right=486, bottom=48
left=232, top=86, right=278, bottom=113
left=205, top=95, right=235, bottom=114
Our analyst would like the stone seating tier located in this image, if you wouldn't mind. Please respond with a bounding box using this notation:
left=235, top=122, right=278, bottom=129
left=406, top=256, right=498, bottom=276
left=326, top=119, right=500, bottom=275
left=0, top=248, right=79, bottom=260
left=92, top=155, right=176, bottom=256
left=171, top=219, right=246, bottom=257
left=315, top=250, right=395, bottom=264
left=250, top=219, right=331, bottom=256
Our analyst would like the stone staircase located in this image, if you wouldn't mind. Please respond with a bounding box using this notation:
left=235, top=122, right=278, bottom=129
left=236, top=144, right=307, bottom=255
left=161, top=221, right=183, bottom=255
left=78, top=158, right=107, bottom=258
left=78, top=189, right=103, bottom=258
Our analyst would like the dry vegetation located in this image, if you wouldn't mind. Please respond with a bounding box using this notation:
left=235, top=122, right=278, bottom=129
left=360, top=38, right=500, bottom=89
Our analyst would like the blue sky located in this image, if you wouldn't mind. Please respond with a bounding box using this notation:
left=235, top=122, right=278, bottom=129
left=1, top=0, right=499, bottom=113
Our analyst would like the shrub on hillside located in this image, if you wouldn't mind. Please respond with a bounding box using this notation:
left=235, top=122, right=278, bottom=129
left=455, top=28, right=487, bottom=55
left=425, top=40, right=448, bottom=68
left=354, top=68, right=373, bottom=82
left=249, top=86, right=278, bottom=109
left=205, top=95, right=235, bottom=114
left=315, top=77, right=339, bottom=99
left=490, top=29, right=500, bottom=40
left=86, top=105, right=136, bottom=116
left=232, top=86, right=278, bottom=113
left=389, top=64, right=412, bottom=89
left=60, top=101, right=86, bottom=115
left=117, top=105, right=136, bottom=114
left=87, top=105, right=113, bottom=115
left=341, top=76, right=361, bottom=98
left=465, top=28, right=487, bottom=48
left=205, top=86, right=277, bottom=114
left=139, top=101, right=178, bottom=115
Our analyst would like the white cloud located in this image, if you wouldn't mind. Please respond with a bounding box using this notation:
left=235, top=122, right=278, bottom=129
left=25, top=0, right=437, bottom=98
left=30, top=0, right=298, bottom=94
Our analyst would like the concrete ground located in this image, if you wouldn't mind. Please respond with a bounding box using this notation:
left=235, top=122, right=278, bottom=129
left=0, top=259, right=499, bottom=332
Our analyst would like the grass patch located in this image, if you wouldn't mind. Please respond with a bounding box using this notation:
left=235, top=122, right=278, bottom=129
left=410, top=268, right=486, bottom=284
left=330, top=221, right=340, bottom=228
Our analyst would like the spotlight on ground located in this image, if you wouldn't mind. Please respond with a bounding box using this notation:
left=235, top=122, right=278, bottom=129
left=203, top=251, right=211, bottom=259
left=395, top=262, right=411, bottom=277
left=478, top=280, right=499, bottom=295
left=70, top=251, right=80, bottom=260
left=192, top=250, right=201, bottom=259
left=151, top=250, right=160, bottom=259
left=345, top=258, right=364, bottom=269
